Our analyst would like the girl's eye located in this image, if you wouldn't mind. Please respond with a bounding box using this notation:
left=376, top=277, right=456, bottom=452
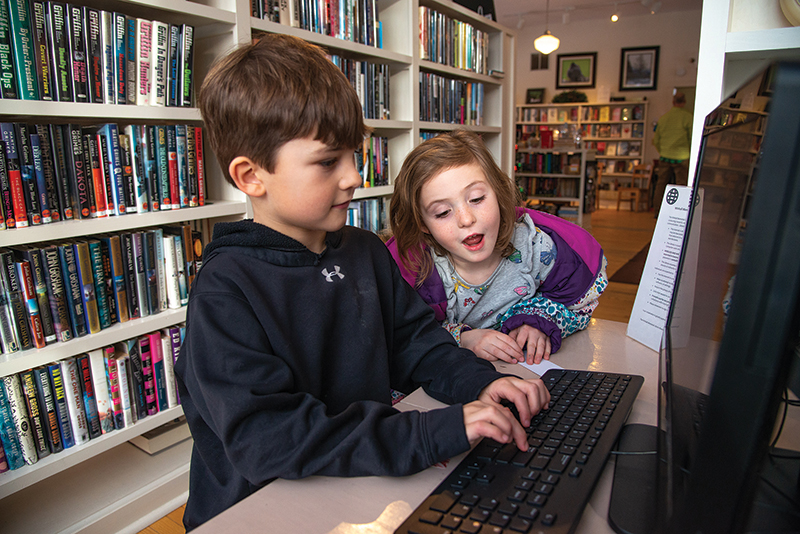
left=470, top=195, right=486, bottom=204
left=434, top=209, right=451, bottom=219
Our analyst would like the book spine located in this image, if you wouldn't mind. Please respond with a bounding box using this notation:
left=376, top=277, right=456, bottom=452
left=124, top=124, right=148, bottom=212
left=153, top=228, right=167, bottom=312
left=0, top=143, right=15, bottom=231
left=15, top=123, right=42, bottom=225
left=83, top=128, right=107, bottom=217
left=160, top=328, right=178, bottom=407
left=58, top=241, right=87, bottom=337
left=0, top=252, right=21, bottom=354
left=22, top=246, right=56, bottom=343
left=144, top=125, right=159, bottom=210
left=103, top=235, right=128, bottom=323
left=100, top=346, right=122, bottom=430
left=1, top=374, right=38, bottom=465
left=29, top=133, right=52, bottom=223
left=66, top=3, right=88, bottom=102
left=73, top=240, right=100, bottom=334
left=132, top=231, right=148, bottom=318
left=30, top=1, right=54, bottom=101
left=139, top=334, right=157, bottom=415
left=135, top=18, right=151, bottom=106
left=0, top=250, right=32, bottom=350
left=16, top=259, right=46, bottom=348
left=0, top=124, right=29, bottom=227
left=181, top=223, right=195, bottom=291
left=7, top=0, right=39, bottom=99
left=175, top=124, right=188, bottom=208
left=143, top=230, right=158, bottom=315
left=174, top=234, right=188, bottom=305
left=185, top=124, right=198, bottom=207
left=179, top=24, right=193, bottom=107
left=125, top=15, right=136, bottom=104
left=0, top=0, right=19, bottom=99
left=19, top=369, right=49, bottom=458
left=32, top=366, right=63, bottom=453
left=60, top=357, right=89, bottom=445
left=65, top=123, right=91, bottom=218
left=113, top=12, right=126, bottom=104
left=155, top=124, right=171, bottom=210
left=114, top=351, right=134, bottom=426
left=47, top=2, right=71, bottom=102
left=99, top=123, right=125, bottom=215
left=84, top=7, right=102, bottom=103
left=163, top=235, right=181, bottom=309
left=97, top=131, right=114, bottom=218
left=100, top=10, right=115, bottom=104
left=122, top=339, right=146, bottom=419
left=41, top=245, right=73, bottom=342
left=167, top=24, right=179, bottom=107
left=46, top=362, right=74, bottom=448
left=195, top=127, right=205, bottom=206
left=149, top=20, right=167, bottom=106
left=0, top=376, right=25, bottom=469
left=87, top=240, right=111, bottom=329
left=76, top=353, right=101, bottom=438
left=149, top=330, right=168, bottom=411
left=168, top=325, right=182, bottom=404
left=97, top=238, right=117, bottom=325
left=120, top=232, right=140, bottom=319
left=34, top=124, right=63, bottom=222
left=166, top=124, right=178, bottom=210
left=117, top=130, right=137, bottom=212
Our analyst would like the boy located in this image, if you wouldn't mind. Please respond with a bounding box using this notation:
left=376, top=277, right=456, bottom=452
left=175, top=34, right=550, bottom=530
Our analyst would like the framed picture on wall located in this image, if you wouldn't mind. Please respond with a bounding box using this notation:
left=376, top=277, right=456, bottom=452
left=619, top=46, right=659, bottom=91
left=526, top=88, right=545, bottom=104
left=556, top=52, right=597, bottom=89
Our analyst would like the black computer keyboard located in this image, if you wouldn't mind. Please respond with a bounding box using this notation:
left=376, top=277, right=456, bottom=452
left=395, top=369, right=644, bottom=534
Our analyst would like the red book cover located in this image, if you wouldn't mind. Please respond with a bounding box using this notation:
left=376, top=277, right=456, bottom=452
left=16, top=260, right=46, bottom=349
left=83, top=131, right=108, bottom=218
left=195, top=127, right=205, bottom=206
left=138, top=335, right=158, bottom=415
left=148, top=331, right=168, bottom=411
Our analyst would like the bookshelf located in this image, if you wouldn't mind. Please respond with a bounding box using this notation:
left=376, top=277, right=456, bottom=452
left=516, top=101, right=649, bottom=188
left=0, top=0, right=516, bottom=532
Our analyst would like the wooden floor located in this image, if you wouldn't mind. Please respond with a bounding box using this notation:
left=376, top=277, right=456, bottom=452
left=138, top=207, right=656, bottom=534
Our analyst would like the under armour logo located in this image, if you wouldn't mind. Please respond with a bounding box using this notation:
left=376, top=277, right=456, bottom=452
left=322, top=265, right=344, bottom=282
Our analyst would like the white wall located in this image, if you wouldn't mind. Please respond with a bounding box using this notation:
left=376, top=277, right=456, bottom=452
left=514, top=9, right=703, bottom=165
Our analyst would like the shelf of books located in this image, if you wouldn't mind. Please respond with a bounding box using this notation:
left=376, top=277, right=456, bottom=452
left=516, top=101, right=648, bottom=187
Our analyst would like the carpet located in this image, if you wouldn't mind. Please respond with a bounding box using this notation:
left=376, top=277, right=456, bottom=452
left=609, top=243, right=651, bottom=284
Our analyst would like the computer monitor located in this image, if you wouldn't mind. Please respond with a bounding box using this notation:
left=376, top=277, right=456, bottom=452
left=608, top=62, right=800, bottom=534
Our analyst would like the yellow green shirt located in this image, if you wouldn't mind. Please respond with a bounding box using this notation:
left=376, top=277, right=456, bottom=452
left=653, top=106, right=693, bottom=161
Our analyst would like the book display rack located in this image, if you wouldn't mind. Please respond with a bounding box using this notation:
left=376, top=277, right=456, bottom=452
left=0, top=0, right=516, bottom=532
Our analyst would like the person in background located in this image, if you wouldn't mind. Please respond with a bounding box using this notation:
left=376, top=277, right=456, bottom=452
left=651, top=91, right=693, bottom=215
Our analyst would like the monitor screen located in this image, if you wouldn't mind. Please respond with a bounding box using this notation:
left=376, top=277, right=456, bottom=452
left=608, top=62, right=800, bottom=534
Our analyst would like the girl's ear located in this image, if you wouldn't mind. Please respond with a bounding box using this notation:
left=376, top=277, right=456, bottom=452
left=228, top=157, right=267, bottom=197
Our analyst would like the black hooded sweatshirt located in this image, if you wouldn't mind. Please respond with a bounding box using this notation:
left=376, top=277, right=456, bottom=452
left=175, top=220, right=505, bottom=530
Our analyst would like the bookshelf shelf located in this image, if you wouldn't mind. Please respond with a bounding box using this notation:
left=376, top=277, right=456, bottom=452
left=0, top=100, right=203, bottom=121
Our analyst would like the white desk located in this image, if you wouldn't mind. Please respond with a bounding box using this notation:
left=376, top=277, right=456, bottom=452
left=193, top=319, right=660, bottom=534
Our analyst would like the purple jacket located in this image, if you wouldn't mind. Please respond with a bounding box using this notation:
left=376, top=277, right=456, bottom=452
left=386, top=207, right=605, bottom=352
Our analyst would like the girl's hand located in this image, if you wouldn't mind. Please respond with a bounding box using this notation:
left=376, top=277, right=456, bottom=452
left=509, top=325, right=551, bottom=365
left=461, top=328, right=525, bottom=364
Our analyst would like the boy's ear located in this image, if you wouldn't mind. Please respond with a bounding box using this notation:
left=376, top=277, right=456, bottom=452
left=228, top=156, right=267, bottom=197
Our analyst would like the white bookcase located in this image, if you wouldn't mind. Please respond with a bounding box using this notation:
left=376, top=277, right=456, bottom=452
left=0, top=0, right=516, bottom=532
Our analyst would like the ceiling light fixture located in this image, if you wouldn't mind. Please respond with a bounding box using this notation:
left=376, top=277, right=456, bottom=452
left=534, top=0, right=560, bottom=55
left=611, top=3, right=619, bottom=22
left=650, top=1, right=662, bottom=14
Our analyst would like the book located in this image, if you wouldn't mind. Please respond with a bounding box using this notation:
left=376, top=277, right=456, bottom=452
left=0, top=142, right=15, bottom=229
left=19, top=369, right=50, bottom=457
left=16, top=258, right=46, bottom=349
left=179, top=24, right=193, bottom=107
left=131, top=231, right=149, bottom=318
left=125, top=15, right=136, bottom=104
left=100, top=234, right=129, bottom=323
left=58, top=241, right=88, bottom=338
left=66, top=3, right=89, bottom=102
left=29, top=133, right=53, bottom=224
left=173, top=234, right=188, bottom=304
left=17, top=245, right=56, bottom=344
left=64, top=123, right=92, bottom=219
left=123, top=124, right=148, bottom=212
left=0, top=0, right=19, bottom=99
left=0, top=124, right=29, bottom=227
left=87, top=346, right=115, bottom=432
left=32, top=366, right=63, bottom=453
left=115, top=350, right=135, bottom=426
left=29, top=1, right=55, bottom=101
left=7, top=0, right=39, bottom=99
left=100, top=10, right=115, bottom=104
left=143, top=230, right=159, bottom=315
left=46, top=362, right=74, bottom=448
left=185, top=124, right=198, bottom=207
left=165, top=125, right=179, bottom=210
left=98, top=123, right=125, bottom=215
left=1, top=374, right=38, bottom=465
left=160, top=328, right=178, bottom=408
left=0, top=248, right=21, bottom=354
left=162, top=234, right=181, bottom=309
left=113, top=12, right=126, bottom=104
left=15, top=122, right=43, bottom=225
left=120, top=232, right=140, bottom=319
left=47, top=1, right=71, bottom=101
left=152, top=227, right=167, bottom=312
left=167, top=24, right=180, bottom=106
left=84, top=7, right=103, bottom=103
left=34, top=124, right=64, bottom=222
left=139, top=334, right=158, bottom=415
left=76, top=352, right=101, bottom=439
left=149, top=20, right=168, bottom=106
left=87, top=239, right=111, bottom=329
left=149, top=330, right=168, bottom=411
left=97, top=237, right=117, bottom=325
left=167, top=324, right=182, bottom=404
left=195, top=126, right=205, bottom=206
left=83, top=127, right=107, bottom=217
left=60, top=356, right=89, bottom=445
left=128, top=416, right=190, bottom=454
left=175, top=124, right=188, bottom=208
left=0, top=375, right=25, bottom=470
left=143, top=125, right=159, bottom=210
left=119, top=338, right=146, bottom=419
left=154, top=124, right=171, bottom=209
left=117, top=130, right=137, bottom=211
left=0, top=249, right=32, bottom=350
left=135, top=18, right=152, bottom=106
left=73, top=239, right=100, bottom=334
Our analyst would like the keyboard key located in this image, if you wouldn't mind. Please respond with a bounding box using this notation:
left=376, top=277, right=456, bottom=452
left=408, top=524, right=450, bottom=534
left=441, top=515, right=462, bottom=530
left=542, top=513, right=558, bottom=526
left=509, top=517, right=533, bottom=532
left=430, top=492, right=457, bottom=513
left=419, top=510, right=443, bottom=524
left=459, top=521, right=482, bottom=534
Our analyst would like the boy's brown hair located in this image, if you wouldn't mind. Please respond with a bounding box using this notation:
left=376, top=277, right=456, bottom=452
left=390, top=129, right=520, bottom=285
left=199, top=33, right=368, bottom=185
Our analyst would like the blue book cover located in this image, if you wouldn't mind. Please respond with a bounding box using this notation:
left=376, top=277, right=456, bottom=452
left=58, top=242, right=88, bottom=337
left=125, top=15, right=136, bottom=105
left=87, top=239, right=111, bottom=330
left=154, top=124, right=171, bottom=210
left=113, top=13, right=127, bottom=104
left=175, top=124, right=188, bottom=208
left=98, top=124, right=125, bottom=216
left=76, top=353, right=101, bottom=439
left=12, top=123, right=41, bottom=225
left=124, top=124, right=148, bottom=213
left=0, top=378, right=25, bottom=470
left=143, top=125, right=159, bottom=211
left=167, top=24, right=180, bottom=106
left=29, top=134, right=52, bottom=223
left=46, top=363, right=74, bottom=449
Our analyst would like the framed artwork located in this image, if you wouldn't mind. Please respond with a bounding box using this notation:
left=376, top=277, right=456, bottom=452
left=526, top=88, right=545, bottom=104
left=556, top=52, right=597, bottom=89
left=619, top=46, right=659, bottom=91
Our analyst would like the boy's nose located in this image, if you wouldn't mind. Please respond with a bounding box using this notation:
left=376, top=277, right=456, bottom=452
left=342, top=159, right=363, bottom=190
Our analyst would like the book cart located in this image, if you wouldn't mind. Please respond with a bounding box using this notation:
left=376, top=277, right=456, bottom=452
left=0, top=0, right=516, bottom=532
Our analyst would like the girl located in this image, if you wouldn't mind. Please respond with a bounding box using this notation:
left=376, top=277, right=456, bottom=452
left=387, top=129, right=608, bottom=365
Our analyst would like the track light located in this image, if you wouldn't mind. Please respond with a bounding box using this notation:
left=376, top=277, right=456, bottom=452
left=534, top=0, right=560, bottom=55
left=650, top=1, right=662, bottom=14
left=611, top=3, right=619, bottom=22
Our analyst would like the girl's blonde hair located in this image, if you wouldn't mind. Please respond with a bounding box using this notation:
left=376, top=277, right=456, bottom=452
left=389, top=129, right=520, bottom=285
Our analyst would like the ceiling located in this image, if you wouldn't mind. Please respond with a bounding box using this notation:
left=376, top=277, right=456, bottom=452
left=493, top=0, right=703, bottom=30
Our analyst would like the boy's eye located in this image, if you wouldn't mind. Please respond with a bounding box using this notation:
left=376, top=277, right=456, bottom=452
left=320, top=158, right=338, bottom=168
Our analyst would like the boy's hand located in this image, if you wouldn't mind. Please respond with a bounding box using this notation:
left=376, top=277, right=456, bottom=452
left=461, top=328, right=525, bottom=364
left=463, top=377, right=551, bottom=451
left=509, top=325, right=551, bottom=365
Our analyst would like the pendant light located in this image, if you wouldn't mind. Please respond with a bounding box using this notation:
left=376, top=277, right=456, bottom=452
left=534, top=0, right=560, bottom=55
